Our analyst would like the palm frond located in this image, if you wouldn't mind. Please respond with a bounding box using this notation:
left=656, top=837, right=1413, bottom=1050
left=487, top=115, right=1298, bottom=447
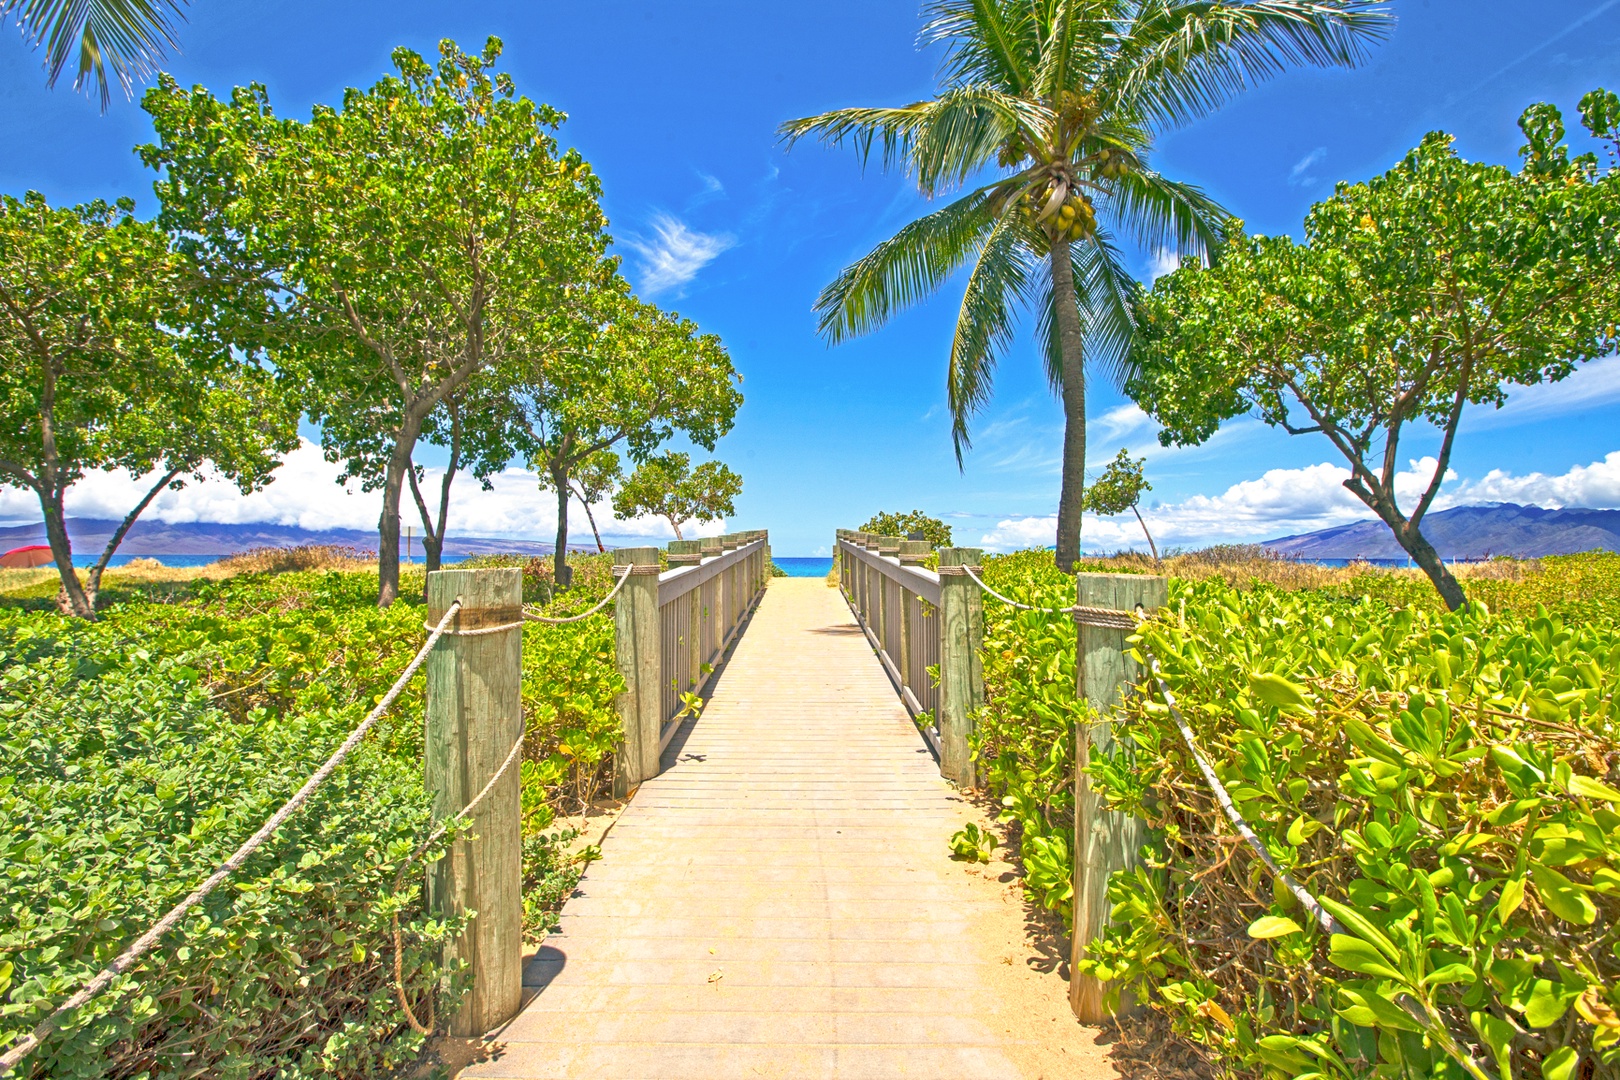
left=1111, top=0, right=1390, bottom=129
left=1072, top=228, right=1141, bottom=387
left=780, top=85, right=1042, bottom=194
left=946, top=213, right=1037, bottom=463
left=1101, top=164, right=1228, bottom=257
left=1030, top=0, right=1111, bottom=102
left=922, top=0, right=1041, bottom=95
left=813, top=185, right=1001, bottom=344
left=4, top=0, right=187, bottom=110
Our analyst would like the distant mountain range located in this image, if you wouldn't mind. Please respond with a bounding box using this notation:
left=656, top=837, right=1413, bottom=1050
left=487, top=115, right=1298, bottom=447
left=1265, top=504, right=1620, bottom=560
left=0, top=518, right=582, bottom=558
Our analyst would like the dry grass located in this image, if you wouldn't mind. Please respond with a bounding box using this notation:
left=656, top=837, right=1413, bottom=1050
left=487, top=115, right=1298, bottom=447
left=213, top=544, right=376, bottom=574
left=1078, top=544, right=1543, bottom=595
left=0, top=546, right=387, bottom=607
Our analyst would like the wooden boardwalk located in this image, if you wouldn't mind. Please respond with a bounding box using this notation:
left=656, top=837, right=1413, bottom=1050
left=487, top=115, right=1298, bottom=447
left=466, top=578, right=1041, bottom=1079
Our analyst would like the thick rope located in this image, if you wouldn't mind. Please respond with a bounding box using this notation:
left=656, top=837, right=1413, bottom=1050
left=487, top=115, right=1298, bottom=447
left=0, top=601, right=464, bottom=1077
left=1134, top=635, right=1496, bottom=1080
left=1136, top=644, right=1344, bottom=937
left=390, top=729, right=526, bottom=1034
left=954, top=563, right=1139, bottom=630
left=523, top=564, right=637, bottom=625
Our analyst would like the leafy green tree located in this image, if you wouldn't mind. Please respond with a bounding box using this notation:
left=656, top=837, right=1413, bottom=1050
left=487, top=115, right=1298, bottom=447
left=141, top=37, right=613, bottom=607
left=0, top=191, right=295, bottom=618
left=1129, top=97, right=1620, bottom=610
left=4, top=0, right=185, bottom=110
left=513, top=296, right=741, bottom=585
left=781, top=0, right=1386, bottom=571
left=858, top=509, right=953, bottom=547
left=612, top=453, right=742, bottom=541
left=1083, top=448, right=1156, bottom=561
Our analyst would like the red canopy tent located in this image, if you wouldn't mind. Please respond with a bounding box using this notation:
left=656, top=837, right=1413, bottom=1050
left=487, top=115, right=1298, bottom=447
left=0, top=545, right=55, bottom=569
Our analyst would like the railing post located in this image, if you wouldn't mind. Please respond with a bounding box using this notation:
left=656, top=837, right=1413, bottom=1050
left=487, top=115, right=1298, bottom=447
left=936, top=547, right=984, bottom=788
left=612, top=546, right=662, bottom=797
left=425, top=567, right=524, bottom=1036
left=668, top=541, right=703, bottom=699
left=875, top=535, right=901, bottom=646
left=897, top=540, right=930, bottom=703
left=1070, top=572, right=1167, bottom=1022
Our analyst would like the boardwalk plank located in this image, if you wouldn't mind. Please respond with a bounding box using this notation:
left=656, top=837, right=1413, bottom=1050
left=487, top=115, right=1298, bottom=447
left=467, top=579, right=1031, bottom=1079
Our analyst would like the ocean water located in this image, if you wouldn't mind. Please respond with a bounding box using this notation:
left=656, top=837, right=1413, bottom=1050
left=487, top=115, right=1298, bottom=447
left=774, top=557, right=833, bottom=578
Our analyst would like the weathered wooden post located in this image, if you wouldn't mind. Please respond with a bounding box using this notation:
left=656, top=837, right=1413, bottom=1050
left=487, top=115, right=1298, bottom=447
left=897, top=540, right=931, bottom=699
left=1070, top=571, right=1167, bottom=1022
left=935, top=547, right=984, bottom=788
left=425, top=567, right=524, bottom=1036
left=668, top=540, right=703, bottom=697
left=875, top=535, right=901, bottom=647
left=612, top=546, right=662, bottom=797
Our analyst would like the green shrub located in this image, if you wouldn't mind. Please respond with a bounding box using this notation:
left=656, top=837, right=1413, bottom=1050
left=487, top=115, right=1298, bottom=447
left=976, top=550, right=1620, bottom=1078
left=0, top=609, right=458, bottom=1078
left=0, top=564, right=627, bottom=1075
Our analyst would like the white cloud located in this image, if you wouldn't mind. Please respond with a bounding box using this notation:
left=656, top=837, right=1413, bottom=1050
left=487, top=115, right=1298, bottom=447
left=978, top=457, right=1458, bottom=552
left=625, top=212, right=734, bottom=296
left=1451, top=451, right=1620, bottom=508
left=0, top=438, right=727, bottom=543
left=1147, top=248, right=1181, bottom=282
left=1289, top=147, right=1327, bottom=187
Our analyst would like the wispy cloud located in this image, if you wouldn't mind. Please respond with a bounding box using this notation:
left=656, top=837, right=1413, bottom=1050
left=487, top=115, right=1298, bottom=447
left=686, top=171, right=726, bottom=210
left=1462, top=354, right=1620, bottom=432
left=625, top=212, right=734, bottom=297
left=1289, top=147, right=1327, bottom=187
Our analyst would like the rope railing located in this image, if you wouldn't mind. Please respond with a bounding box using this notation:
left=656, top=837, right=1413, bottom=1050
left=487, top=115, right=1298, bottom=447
left=951, top=562, right=1141, bottom=630
left=390, top=727, right=527, bottom=1034
left=0, top=601, right=467, bottom=1077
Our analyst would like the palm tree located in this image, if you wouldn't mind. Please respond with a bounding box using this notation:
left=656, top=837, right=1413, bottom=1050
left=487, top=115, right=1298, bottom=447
left=4, top=0, right=186, bottom=110
left=782, top=0, right=1389, bottom=569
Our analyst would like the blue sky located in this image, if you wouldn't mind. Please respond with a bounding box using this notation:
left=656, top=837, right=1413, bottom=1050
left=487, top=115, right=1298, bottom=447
left=3, top=1, right=1619, bottom=556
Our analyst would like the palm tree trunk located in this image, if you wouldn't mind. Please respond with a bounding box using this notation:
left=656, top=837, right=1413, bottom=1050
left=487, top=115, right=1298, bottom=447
left=1049, top=236, right=1087, bottom=572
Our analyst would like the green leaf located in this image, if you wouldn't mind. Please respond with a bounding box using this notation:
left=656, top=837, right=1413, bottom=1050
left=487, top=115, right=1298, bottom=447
left=1568, top=774, right=1620, bottom=801
left=1497, top=875, right=1527, bottom=922
left=1542, top=1046, right=1579, bottom=1080
left=1328, top=935, right=1403, bottom=981
left=1249, top=672, right=1315, bottom=714
left=1336, top=987, right=1423, bottom=1032
left=1248, top=915, right=1303, bottom=939
left=1530, top=862, right=1597, bottom=925
left=1523, top=978, right=1581, bottom=1028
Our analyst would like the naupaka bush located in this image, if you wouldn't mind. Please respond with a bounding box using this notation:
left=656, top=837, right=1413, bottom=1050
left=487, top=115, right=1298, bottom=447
left=0, top=562, right=627, bottom=1076
left=973, top=551, right=1620, bottom=1079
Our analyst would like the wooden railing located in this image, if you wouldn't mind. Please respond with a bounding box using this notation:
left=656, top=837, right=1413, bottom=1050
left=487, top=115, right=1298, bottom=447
left=612, top=531, right=770, bottom=795
left=834, top=530, right=982, bottom=787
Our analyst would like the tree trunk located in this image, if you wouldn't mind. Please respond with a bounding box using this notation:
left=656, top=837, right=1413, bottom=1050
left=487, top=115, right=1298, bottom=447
left=87, top=467, right=182, bottom=599
left=1131, top=505, right=1160, bottom=564
left=1399, top=523, right=1467, bottom=612
left=550, top=461, right=573, bottom=589
left=39, top=484, right=94, bottom=619
left=1049, top=235, right=1088, bottom=572
left=572, top=482, right=606, bottom=552
left=668, top=516, right=684, bottom=541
